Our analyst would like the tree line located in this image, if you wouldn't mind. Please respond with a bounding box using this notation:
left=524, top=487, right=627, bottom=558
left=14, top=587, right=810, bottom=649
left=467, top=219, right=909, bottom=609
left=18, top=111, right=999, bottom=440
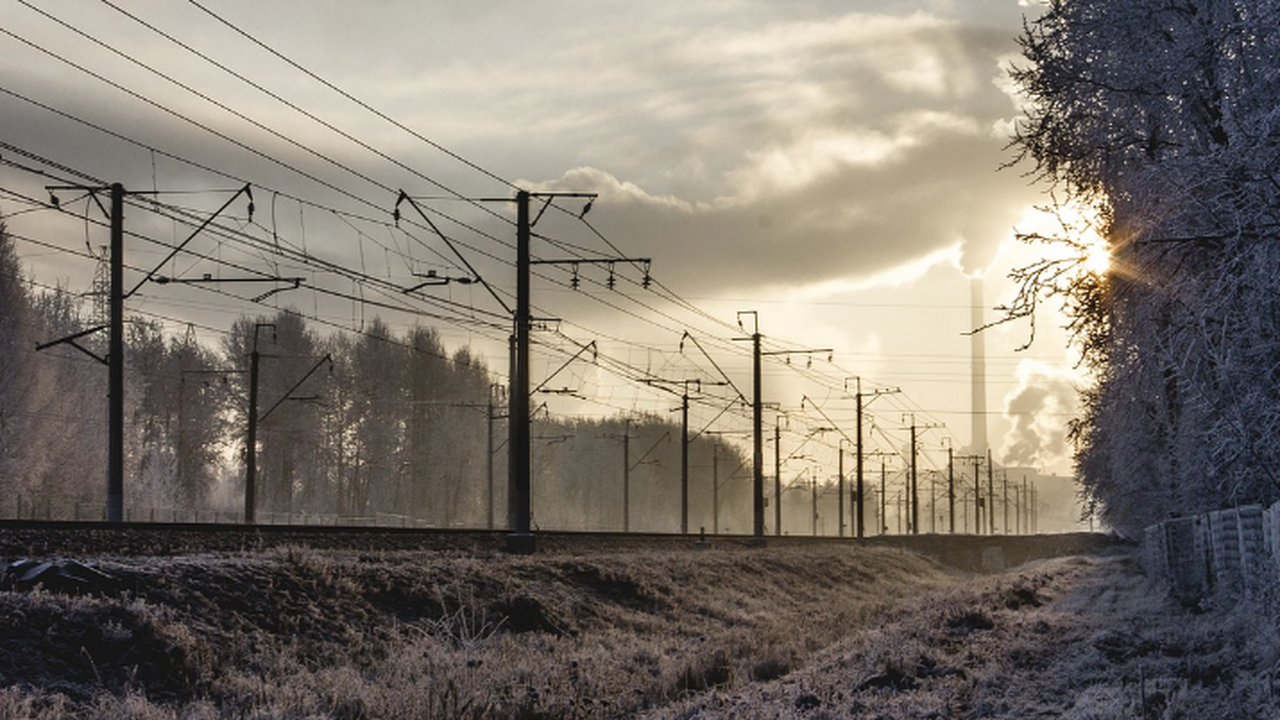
left=0, top=222, right=754, bottom=530
left=1009, top=0, right=1280, bottom=535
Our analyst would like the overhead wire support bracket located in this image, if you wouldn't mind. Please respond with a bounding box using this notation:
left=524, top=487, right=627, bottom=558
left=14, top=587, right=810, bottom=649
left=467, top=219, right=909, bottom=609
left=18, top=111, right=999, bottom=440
left=394, top=190, right=512, bottom=315
left=799, top=395, right=853, bottom=445
left=762, top=346, right=834, bottom=367
left=39, top=180, right=114, bottom=359
left=126, top=184, right=254, bottom=299
left=530, top=256, right=652, bottom=290
left=150, top=274, right=305, bottom=303
left=532, top=339, right=597, bottom=397
left=680, top=330, right=747, bottom=404
left=402, top=269, right=476, bottom=294
left=35, top=323, right=110, bottom=364
left=46, top=183, right=110, bottom=218
left=258, top=353, right=334, bottom=423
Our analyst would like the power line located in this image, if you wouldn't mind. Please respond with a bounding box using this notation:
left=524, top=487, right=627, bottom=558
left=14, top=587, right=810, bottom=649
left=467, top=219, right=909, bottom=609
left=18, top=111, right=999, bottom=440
left=183, top=0, right=516, bottom=192
left=0, top=33, right=995, bottom=462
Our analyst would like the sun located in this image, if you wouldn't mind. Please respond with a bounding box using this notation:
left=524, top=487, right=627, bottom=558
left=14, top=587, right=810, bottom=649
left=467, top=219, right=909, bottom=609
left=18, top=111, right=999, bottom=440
left=1053, top=205, right=1111, bottom=277
left=1081, top=235, right=1110, bottom=275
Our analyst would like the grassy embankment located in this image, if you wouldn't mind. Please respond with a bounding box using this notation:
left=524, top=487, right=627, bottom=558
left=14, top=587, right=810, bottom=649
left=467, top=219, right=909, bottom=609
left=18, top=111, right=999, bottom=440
left=0, top=536, right=1273, bottom=718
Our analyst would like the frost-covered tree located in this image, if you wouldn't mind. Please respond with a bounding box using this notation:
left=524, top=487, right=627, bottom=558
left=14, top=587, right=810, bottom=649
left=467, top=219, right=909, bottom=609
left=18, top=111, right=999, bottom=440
left=23, top=286, right=108, bottom=518
left=345, top=318, right=407, bottom=516
left=0, top=219, right=38, bottom=509
left=225, top=311, right=326, bottom=517
left=1009, top=0, right=1280, bottom=534
left=123, top=321, right=229, bottom=511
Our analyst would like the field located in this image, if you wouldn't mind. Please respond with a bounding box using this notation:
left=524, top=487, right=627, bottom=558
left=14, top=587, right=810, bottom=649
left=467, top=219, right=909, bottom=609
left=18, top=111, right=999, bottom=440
left=0, top=530, right=1274, bottom=718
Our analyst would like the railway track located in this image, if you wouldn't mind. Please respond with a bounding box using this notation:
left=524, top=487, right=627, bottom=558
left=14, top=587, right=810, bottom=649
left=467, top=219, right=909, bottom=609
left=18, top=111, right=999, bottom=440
left=0, top=519, right=1126, bottom=571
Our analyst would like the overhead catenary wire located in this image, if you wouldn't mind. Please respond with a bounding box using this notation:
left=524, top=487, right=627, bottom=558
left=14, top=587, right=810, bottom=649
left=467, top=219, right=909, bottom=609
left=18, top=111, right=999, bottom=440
left=0, top=8, right=989, bottom=464
left=0, top=23, right=754, bottom=381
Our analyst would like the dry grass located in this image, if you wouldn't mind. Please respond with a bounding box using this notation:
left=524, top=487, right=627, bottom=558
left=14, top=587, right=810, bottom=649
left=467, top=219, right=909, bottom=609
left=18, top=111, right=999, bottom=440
left=651, top=554, right=1280, bottom=719
left=0, top=542, right=949, bottom=718
left=0, top=540, right=1270, bottom=718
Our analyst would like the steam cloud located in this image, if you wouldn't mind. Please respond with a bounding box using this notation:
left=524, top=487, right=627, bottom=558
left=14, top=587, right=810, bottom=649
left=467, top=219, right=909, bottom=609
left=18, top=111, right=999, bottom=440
left=998, top=363, right=1078, bottom=472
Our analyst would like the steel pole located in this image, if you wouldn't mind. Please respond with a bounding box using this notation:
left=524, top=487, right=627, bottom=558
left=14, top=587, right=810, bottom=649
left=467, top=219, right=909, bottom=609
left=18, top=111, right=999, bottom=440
left=107, top=183, right=124, bottom=522
left=507, top=191, right=534, bottom=553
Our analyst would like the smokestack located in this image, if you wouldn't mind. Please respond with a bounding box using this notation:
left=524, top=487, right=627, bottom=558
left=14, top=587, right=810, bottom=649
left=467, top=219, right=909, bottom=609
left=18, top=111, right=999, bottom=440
left=970, top=277, right=988, bottom=455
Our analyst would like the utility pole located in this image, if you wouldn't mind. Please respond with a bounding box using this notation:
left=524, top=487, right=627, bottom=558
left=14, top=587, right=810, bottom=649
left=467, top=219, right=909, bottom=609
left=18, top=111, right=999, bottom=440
left=987, top=448, right=995, bottom=535
left=705, top=430, right=748, bottom=535
left=811, top=471, right=819, bottom=536
left=244, top=323, right=273, bottom=524
left=732, top=314, right=828, bottom=543
left=39, top=183, right=125, bottom=521
left=857, top=386, right=864, bottom=537
left=975, top=455, right=983, bottom=535
left=488, top=390, right=496, bottom=530
left=623, top=419, right=631, bottom=532
left=901, top=416, right=942, bottom=535
left=498, top=189, right=642, bottom=552
left=797, top=395, right=845, bottom=537
left=680, top=388, right=689, bottom=534
left=846, top=378, right=899, bottom=538
left=931, top=468, right=942, bottom=530
left=646, top=376, right=723, bottom=534
left=245, top=339, right=330, bottom=525
left=107, top=183, right=124, bottom=521
left=1015, top=482, right=1021, bottom=535
left=1031, top=480, right=1038, bottom=534
left=838, top=440, right=847, bottom=537
left=1002, top=470, right=1009, bottom=535
left=909, top=421, right=918, bottom=534
left=952, top=453, right=988, bottom=532
left=509, top=190, right=534, bottom=553
left=1021, top=475, right=1029, bottom=535
left=774, top=412, right=784, bottom=536
left=855, top=379, right=865, bottom=535
left=40, top=182, right=254, bottom=522
left=948, top=446, right=955, bottom=534
left=486, top=384, right=507, bottom=530
left=733, top=311, right=766, bottom=545
left=879, top=459, right=887, bottom=534
left=712, top=441, right=719, bottom=534
left=753, top=325, right=763, bottom=544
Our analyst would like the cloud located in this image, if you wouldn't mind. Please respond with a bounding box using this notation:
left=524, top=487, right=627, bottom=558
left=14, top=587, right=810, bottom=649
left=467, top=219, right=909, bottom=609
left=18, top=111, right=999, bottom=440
left=0, top=0, right=1047, bottom=340
left=997, top=361, right=1079, bottom=471
left=723, top=111, right=983, bottom=201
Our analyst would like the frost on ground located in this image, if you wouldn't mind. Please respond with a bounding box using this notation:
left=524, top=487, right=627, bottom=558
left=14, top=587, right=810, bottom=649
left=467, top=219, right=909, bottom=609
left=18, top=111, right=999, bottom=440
left=656, top=555, right=1280, bottom=719
left=0, top=538, right=1272, bottom=718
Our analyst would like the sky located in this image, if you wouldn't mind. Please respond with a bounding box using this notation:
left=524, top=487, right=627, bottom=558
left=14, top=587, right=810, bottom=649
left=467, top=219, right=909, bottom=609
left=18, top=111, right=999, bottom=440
left=0, top=0, right=1089, bottom=480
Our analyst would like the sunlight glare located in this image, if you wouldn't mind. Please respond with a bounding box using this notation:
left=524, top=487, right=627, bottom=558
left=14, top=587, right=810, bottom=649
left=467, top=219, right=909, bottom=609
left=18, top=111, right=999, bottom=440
left=1081, top=233, right=1110, bottom=275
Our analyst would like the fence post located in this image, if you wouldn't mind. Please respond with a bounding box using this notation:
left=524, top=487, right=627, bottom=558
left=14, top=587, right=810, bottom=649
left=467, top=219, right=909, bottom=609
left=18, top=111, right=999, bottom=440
left=1237, top=505, right=1265, bottom=598
left=1211, top=510, right=1243, bottom=597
